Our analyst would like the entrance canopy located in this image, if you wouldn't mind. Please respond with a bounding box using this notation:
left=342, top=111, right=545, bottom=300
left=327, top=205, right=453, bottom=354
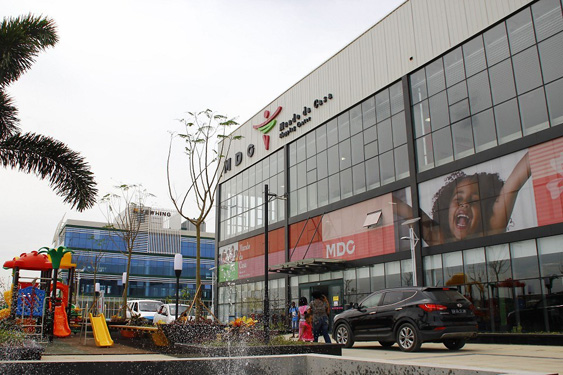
left=269, top=258, right=347, bottom=275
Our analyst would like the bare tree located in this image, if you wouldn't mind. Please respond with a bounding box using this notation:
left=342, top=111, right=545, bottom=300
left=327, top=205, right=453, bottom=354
left=100, top=184, right=153, bottom=319
left=167, top=109, right=239, bottom=319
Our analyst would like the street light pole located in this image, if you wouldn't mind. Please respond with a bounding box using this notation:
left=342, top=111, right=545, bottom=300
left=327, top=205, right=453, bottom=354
left=264, top=184, right=270, bottom=343
left=174, top=254, right=183, bottom=320
left=401, top=217, right=421, bottom=286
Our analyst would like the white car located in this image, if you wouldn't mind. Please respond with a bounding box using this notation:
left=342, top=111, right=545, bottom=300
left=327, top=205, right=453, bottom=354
left=126, top=299, right=163, bottom=322
left=153, top=303, right=192, bottom=324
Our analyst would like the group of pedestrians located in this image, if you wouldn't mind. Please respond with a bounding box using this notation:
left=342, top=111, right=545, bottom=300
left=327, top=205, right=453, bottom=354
left=289, top=291, right=332, bottom=343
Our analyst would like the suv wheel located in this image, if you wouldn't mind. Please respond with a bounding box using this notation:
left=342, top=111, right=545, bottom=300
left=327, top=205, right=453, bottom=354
left=443, top=339, right=466, bottom=350
left=396, top=322, right=421, bottom=352
left=334, top=323, right=354, bottom=348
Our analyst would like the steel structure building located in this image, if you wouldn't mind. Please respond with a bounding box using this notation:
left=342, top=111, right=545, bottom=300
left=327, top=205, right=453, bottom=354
left=216, top=0, right=563, bottom=333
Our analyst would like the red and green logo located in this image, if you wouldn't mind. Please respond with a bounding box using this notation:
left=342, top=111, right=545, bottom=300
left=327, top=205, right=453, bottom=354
left=253, top=106, right=282, bottom=150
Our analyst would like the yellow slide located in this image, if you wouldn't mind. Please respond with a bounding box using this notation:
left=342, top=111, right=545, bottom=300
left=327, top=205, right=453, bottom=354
left=89, top=313, right=114, bottom=347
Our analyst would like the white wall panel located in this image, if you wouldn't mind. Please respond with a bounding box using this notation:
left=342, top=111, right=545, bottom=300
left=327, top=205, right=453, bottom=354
left=222, top=0, right=536, bottom=179
left=411, top=0, right=434, bottom=66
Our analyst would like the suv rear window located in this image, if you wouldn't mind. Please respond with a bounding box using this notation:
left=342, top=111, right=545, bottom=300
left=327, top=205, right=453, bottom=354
left=423, top=289, right=467, bottom=303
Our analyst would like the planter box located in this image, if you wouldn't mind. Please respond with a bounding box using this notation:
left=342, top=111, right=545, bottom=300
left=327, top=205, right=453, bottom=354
left=473, top=333, right=563, bottom=346
left=0, top=341, right=44, bottom=360
left=174, top=342, right=342, bottom=357
left=159, top=323, right=226, bottom=345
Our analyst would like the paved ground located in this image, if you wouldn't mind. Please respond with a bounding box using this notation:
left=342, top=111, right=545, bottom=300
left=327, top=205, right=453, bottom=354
left=37, top=332, right=563, bottom=374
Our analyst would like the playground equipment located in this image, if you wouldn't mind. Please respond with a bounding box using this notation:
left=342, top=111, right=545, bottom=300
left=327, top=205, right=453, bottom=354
left=2, top=248, right=77, bottom=342
left=53, top=303, right=71, bottom=338
left=89, top=313, right=113, bottom=347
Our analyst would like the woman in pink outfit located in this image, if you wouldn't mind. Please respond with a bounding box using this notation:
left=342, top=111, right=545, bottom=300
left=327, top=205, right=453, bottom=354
left=297, top=297, right=309, bottom=341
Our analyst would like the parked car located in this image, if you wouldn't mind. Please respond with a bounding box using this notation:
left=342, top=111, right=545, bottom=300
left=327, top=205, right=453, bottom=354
left=154, top=304, right=192, bottom=324
left=333, top=286, right=478, bottom=352
left=126, top=299, right=163, bottom=322
left=507, top=293, right=563, bottom=332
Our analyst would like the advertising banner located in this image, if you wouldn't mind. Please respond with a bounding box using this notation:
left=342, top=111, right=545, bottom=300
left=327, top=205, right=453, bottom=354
left=418, top=137, right=563, bottom=246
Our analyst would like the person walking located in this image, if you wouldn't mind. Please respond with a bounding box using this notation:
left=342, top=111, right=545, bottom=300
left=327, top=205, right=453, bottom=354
left=310, top=291, right=332, bottom=343
left=289, top=301, right=299, bottom=338
left=297, top=297, right=308, bottom=341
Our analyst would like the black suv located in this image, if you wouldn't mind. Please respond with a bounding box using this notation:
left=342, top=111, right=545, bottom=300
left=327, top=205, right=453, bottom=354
left=333, top=286, right=477, bottom=352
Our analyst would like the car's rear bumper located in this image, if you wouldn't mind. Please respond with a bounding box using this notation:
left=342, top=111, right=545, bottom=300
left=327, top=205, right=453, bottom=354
left=420, top=325, right=478, bottom=341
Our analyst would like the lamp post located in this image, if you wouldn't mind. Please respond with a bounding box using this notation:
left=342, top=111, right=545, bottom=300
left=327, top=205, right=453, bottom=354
left=94, top=282, right=100, bottom=315
left=401, top=217, right=421, bottom=286
left=174, top=254, right=183, bottom=320
left=209, top=267, right=216, bottom=316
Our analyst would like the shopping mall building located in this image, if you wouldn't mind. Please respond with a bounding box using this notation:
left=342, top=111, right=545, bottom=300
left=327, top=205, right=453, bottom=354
left=215, top=0, right=563, bottom=333
left=53, top=206, right=215, bottom=303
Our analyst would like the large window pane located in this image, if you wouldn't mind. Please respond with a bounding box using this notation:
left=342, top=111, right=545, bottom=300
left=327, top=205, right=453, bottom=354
left=363, top=123, right=377, bottom=144
left=463, top=35, right=487, bottom=77
left=328, top=174, right=340, bottom=203
left=513, top=46, right=543, bottom=94
left=443, top=252, right=463, bottom=285
left=338, top=112, right=350, bottom=141
left=318, top=178, right=328, bottom=207
left=306, top=131, right=316, bottom=159
left=410, top=68, right=427, bottom=104
left=424, top=254, right=444, bottom=287
left=296, top=137, right=306, bottom=164
left=487, top=244, right=512, bottom=282
left=339, top=139, right=351, bottom=170
left=464, top=248, right=487, bottom=284
left=340, top=168, right=353, bottom=199
left=444, top=47, right=465, bottom=87
left=316, top=125, right=327, bottom=152
left=379, top=151, right=395, bottom=185
left=362, top=96, right=376, bottom=128
left=390, top=81, right=404, bottom=114
left=416, top=134, right=434, bottom=172
left=350, top=104, right=363, bottom=135
left=449, top=98, right=470, bottom=123
left=392, top=113, right=407, bottom=146
left=376, top=89, right=391, bottom=122
left=452, top=118, right=475, bottom=159
left=371, top=264, right=385, bottom=292
left=351, top=133, right=364, bottom=165
left=352, top=163, right=366, bottom=195
left=377, top=118, right=393, bottom=153
left=365, top=156, right=380, bottom=189
left=327, top=145, right=339, bottom=175
left=538, top=33, right=563, bottom=84
left=364, top=140, right=378, bottom=160
left=511, top=240, right=540, bottom=279
left=432, top=127, right=454, bottom=166
left=385, top=261, right=402, bottom=288
left=429, top=91, right=450, bottom=131
left=494, top=98, right=522, bottom=144
left=426, top=58, right=446, bottom=96
left=537, top=235, right=563, bottom=292
left=467, top=70, right=492, bottom=114
left=545, top=78, right=563, bottom=126
left=412, top=100, right=431, bottom=138
left=489, top=59, right=517, bottom=105
left=317, top=150, right=328, bottom=179
left=297, top=161, right=306, bottom=189
left=394, top=145, right=409, bottom=180
left=519, top=87, right=549, bottom=135
left=327, top=118, right=338, bottom=148
left=532, top=0, right=563, bottom=42
left=297, top=187, right=307, bottom=215
left=506, top=8, right=535, bottom=54
left=447, top=80, right=468, bottom=105
left=472, top=109, right=498, bottom=152
left=484, top=23, right=510, bottom=66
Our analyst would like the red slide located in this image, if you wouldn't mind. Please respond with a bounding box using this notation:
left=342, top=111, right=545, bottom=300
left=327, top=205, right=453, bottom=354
left=53, top=303, right=71, bottom=337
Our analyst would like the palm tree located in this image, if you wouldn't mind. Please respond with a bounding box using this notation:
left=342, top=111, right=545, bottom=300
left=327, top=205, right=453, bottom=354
left=0, top=14, right=96, bottom=211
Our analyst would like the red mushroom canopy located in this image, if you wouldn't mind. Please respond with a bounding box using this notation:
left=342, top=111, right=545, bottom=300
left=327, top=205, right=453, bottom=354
left=7, top=251, right=53, bottom=271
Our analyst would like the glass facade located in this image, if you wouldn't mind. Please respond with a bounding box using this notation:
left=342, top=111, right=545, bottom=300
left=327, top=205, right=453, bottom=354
left=288, top=81, right=408, bottom=216
left=62, top=224, right=215, bottom=299
left=216, top=0, right=563, bottom=334
left=219, top=148, right=285, bottom=241
left=411, top=0, right=563, bottom=172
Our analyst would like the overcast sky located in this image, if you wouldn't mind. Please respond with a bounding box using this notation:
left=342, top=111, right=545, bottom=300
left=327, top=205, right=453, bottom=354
left=1, top=0, right=404, bottom=280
